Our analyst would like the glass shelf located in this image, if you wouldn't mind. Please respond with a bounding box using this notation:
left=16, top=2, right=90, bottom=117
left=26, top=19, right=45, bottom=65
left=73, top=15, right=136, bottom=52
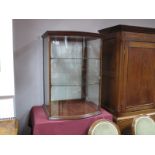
left=50, top=58, right=100, bottom=60
left=50, top=82, right=99, bottom=86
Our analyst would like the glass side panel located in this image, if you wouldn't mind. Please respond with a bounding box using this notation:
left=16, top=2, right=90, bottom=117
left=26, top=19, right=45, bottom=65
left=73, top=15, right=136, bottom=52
left=86, top=84, right=99, bottom=106
left=43, top=37, right=49, bottom=106
left=87, top=39, right=101, bottom=58
left=87, top=59, right=100, bottom=83
left=48, top=99, right=99, bottom=118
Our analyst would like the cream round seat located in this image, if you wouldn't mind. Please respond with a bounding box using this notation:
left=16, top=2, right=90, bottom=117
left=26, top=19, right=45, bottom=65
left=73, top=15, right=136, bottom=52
left=88, top=119, right=120, bottom=135
left=132, top=115, right=155, bottom=135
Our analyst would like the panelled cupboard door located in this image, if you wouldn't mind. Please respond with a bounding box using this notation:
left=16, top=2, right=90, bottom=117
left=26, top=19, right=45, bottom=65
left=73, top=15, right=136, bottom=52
left=124, top=41, right=155, bottom=112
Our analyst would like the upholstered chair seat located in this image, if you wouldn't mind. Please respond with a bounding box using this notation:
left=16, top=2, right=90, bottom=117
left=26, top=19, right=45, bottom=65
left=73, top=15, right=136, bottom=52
left=88, top=119, right=120, bottom=135
left=132, top=115, right=155, bottom=135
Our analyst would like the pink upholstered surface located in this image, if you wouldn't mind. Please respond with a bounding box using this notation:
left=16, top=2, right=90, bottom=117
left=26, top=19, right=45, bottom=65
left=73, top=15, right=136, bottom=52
left=29, top=106, right=113, bottom=135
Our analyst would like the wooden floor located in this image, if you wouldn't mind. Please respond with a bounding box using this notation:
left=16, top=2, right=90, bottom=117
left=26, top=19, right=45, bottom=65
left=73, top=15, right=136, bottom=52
left=45, top=99, right=100, bottom=119
left=0, top=119, right=18, bottom=135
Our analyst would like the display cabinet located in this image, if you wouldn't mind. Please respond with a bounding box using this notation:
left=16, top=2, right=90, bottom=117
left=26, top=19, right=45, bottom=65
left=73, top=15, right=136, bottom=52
left=42, top=31, right=102, bottom=120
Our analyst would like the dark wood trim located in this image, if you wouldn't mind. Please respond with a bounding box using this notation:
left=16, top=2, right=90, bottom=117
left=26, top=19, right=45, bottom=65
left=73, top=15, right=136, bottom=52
left=43, top=101, right=101, bottom=120
left=117, top=108, right=155, bottom=117
left=126, top=103, right=155, bottom=112
left=116, top=33, right=125, bottom=113
left=42, top=31, right=102, bottom=38
left=99, top=25, right=155, bottom=34
left=81, top=38, right=87, bottom=99
left=50, top=37, right=83, bottom=42
left=48, top=111, right=101, bottom=120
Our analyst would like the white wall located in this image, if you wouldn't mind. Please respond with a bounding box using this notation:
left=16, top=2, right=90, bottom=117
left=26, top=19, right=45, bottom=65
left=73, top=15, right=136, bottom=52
left=13, top=19, right=155, bottom=134
left=0, top=20, right=15, bottom=119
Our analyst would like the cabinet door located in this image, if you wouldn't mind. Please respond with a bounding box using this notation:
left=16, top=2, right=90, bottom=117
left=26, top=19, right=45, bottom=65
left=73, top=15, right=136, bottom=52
left=124, top=41, right=155, bottom=112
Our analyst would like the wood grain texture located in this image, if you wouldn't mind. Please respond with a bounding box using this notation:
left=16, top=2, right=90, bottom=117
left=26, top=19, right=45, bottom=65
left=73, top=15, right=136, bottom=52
left=42, top=31, right=102, bottom=38
left=0, top=119, right=18, bottom=135
left=99, top=25, right=155, bottom=34
left=102, top=39, right=119, bottom=113
left=99, top=25, right=155, bottom=134
left=125, top=43, right=155, bottom=111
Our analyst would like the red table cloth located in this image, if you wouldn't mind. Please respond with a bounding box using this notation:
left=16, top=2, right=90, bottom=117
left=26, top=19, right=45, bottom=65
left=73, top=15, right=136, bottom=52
left=29, top=106, right=113, bottom=135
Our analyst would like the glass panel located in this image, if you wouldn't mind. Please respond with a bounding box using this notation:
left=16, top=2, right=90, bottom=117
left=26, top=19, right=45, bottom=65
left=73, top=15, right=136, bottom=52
left=49, top=99, right=99, bottom=118
left=87, top=39, right=101, bottom=58
left=51, top=59, right=82, bottom=85
left=51, top=38, right=82, bottom=58
left=86, top=84, right=99, bottom=107
left=51, top=86, right=81, bottom=101
left=87, top=59, right=100, bottom=84
left=43, top=37, right=49, bottom=106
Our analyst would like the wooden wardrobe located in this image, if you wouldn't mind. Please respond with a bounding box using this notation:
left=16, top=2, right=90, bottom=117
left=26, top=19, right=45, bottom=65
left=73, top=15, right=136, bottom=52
left=99, top=25, right=155, bottom=133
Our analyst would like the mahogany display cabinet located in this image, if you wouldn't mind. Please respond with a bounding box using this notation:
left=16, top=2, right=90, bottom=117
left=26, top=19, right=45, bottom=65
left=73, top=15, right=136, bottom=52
left=42, top=31, right=102, bottom=120
left=99, top=25, right=155, bottom=134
